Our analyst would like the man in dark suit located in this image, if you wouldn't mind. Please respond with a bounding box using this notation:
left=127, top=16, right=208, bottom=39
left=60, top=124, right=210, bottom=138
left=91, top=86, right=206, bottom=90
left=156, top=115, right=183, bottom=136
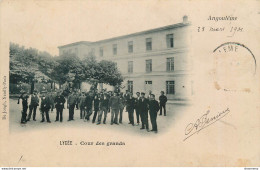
left=149, top=94, right=160, bottom=133
left=97, top=93, right=109, bottom=124
left=18, top=91, right=29, bottom=124
left=126, top=93, right=135, bottom=126
left=27, top=90, right=39, bottom=121
left=159, top=91, right=168, bottom=116
left=54, top=90, right=66, bottom=122
left=85, top=91, right=94, bottom=121
left=67, top=91, right=77, bottom=121
left=124, top=90, right=130, bottom=112
left=40, top=91, right=51, bottom=123
left=135, top=92, right=141, bottom=125
left=118, top=92, right=126, bottom=124
left=139, top=92, right=149, bottom=132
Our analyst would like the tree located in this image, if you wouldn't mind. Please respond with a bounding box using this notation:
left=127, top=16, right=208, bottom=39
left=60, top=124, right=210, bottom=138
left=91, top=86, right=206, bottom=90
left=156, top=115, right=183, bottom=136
left=9, top=42, right=124, bottom=93
left=82, top=53, right=123, bottom=88
left=51, top=53, right=84, bottom=89
left=9, top=43, right=52, bottom=93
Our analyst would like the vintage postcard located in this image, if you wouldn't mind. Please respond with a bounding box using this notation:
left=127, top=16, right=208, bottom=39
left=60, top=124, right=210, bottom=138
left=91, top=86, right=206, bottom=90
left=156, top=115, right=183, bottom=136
left=0, top=0, right=259, bottom=167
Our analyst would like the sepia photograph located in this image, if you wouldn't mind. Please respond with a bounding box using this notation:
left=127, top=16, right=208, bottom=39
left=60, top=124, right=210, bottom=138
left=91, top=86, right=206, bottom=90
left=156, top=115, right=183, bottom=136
left=9, top=14, right=192, bottom=134
left=0, top=0, right=259, bottom=168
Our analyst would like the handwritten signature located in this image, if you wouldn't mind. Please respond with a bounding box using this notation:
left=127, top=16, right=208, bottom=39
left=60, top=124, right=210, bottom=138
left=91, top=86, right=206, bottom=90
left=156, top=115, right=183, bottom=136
left=183, top=107, right=230, bottom=141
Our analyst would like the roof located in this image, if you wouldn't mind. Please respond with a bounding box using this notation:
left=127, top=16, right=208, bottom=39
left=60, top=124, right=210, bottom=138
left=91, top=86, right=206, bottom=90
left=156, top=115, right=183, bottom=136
left=58, top=41, right=92, bottom=49
left=58, top=22, right=190, bottom=48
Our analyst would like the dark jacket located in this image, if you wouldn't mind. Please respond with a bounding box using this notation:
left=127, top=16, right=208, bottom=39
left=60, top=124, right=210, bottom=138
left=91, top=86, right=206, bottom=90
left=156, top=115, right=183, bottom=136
left=135, top=96, right=141, bottom=110
left=149, top=100, right=160, bottom=113
left=54, top=95, right=66, bottom=109
left=40, top=97, right=51, bottom=112
left=94, top=98, right=100, bottom=111
left=109, top=96, right=120, bottom=110
left=21, top=94, right=29, bottom=105
left=99, top=98, right=109, bottom=110
left=85, top=95, right=94, bottom=109
left=159, top=95, right=167, bottom=105
left=139, top=98, right=149, bottom=112
left=124, top=93, right=130, bottom=101
left=126, top=97, right=135, bottom=112
left=18, top=94, right=29, bottom=107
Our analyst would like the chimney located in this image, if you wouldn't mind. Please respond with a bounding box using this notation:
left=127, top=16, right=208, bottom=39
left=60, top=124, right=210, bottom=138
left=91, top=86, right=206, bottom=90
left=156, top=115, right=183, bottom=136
left=183, top=15, right=188, bottom=23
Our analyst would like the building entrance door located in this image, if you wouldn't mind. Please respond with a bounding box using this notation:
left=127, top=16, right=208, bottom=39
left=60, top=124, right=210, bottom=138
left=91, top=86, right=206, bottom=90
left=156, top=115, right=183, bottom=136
left=145, top=81, right=152, bottom=95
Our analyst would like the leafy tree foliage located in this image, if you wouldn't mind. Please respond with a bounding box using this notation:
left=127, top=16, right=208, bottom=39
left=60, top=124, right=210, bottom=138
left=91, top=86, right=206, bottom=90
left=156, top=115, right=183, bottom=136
left=9, top=42, right=123, bottom=93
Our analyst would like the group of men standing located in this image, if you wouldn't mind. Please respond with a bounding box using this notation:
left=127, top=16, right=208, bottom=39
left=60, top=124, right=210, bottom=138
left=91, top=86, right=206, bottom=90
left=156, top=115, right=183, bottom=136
left=17, top=89, right=168, bottom=133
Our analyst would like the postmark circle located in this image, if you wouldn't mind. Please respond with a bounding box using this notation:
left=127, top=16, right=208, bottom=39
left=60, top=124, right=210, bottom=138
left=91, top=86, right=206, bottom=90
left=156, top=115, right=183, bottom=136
left=212, top=42, right=256, bottom=91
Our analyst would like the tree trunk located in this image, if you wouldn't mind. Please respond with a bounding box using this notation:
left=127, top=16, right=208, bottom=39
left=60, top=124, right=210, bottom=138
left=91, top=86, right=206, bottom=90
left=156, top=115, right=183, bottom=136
left=54, top=82, right=56, bottom=90
left=30, top=81, right=34, bottom=94
left=51, top=82, right=53, bottom=89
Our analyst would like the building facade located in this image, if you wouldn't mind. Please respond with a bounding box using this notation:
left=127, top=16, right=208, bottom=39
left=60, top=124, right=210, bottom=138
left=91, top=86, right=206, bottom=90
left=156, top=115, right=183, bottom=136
left=58, top=16, right=193, bottom=101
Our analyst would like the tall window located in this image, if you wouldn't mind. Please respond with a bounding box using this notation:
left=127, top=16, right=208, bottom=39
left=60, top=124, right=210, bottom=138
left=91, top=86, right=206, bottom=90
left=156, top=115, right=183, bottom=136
left=146, top=59, right=152, bottom=72
left=146, top=38, right=152, bottom=51
left=166, top=57, right=174, bottom=71
left=166, top=81, right=175, bottom=94
left=99, top=47, right=103, bottom=57
left=113, top=44, right=117, bottom=55
left=128, top=41, right=133, bottom=53
left=128, top=81, right=133, bottom=93
left=128, top=61, right=133, bottom=73
left=166, top=34, right=174, bottom=48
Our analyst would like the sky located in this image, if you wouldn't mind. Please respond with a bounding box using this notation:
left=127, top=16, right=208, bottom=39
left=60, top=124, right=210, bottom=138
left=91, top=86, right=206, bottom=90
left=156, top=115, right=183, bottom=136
left=2, top=0, right=259, bottom=56
left=1, top=0, right=193, bottom=56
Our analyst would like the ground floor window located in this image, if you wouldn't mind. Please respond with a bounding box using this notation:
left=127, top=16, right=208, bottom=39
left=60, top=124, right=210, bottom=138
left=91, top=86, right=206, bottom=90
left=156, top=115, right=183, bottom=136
left=166, top=81, right=175, bottom=94
left=127, top=81, right=133, bottom=93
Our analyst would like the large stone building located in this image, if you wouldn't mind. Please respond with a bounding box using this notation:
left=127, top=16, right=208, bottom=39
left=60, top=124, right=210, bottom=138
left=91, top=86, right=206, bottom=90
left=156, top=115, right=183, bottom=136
left=58, top=16, right=193, bottom=101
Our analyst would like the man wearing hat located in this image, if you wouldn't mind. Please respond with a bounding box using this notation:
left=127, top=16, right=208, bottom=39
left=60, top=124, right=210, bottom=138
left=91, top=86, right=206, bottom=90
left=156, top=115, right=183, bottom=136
left=139, top=92, right=150, bottom=131
left=135, top=92, right=141, bottom=125
left=78, top=92, right=86, bottom=119
left=126, top=93, right=135, bottom=126
left=97, top=93, right=109, bottom=124
left=118, top=92, right=126, bottom=124
left=84, top=91, right=94, bottom=121
left=27, top=90, right=39, bottom=121
left=18, top=90, right=29, bottom=124
left=67, top=91, right=77, bottom=121
left=49, top=90, right=56, bottom=112
left=54, top=90, right=66, bottom=122
left=109, top=92, right=120, bottom=125
left=149, top=94, right=160, bottom=133
left=159, top=91, right=168, bottom=116
left=40, top=90, right=51, bottom=123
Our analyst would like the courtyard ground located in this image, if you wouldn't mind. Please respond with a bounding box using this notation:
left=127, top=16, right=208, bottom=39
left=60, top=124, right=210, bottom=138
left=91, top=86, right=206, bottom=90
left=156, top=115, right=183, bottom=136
left=9, top=98, right=189, bottom=136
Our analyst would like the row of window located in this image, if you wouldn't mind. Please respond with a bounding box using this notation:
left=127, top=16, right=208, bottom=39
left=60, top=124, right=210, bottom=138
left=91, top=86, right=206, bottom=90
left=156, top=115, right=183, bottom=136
left=127, top=81, right=175, bottom=94
left=127, top=57, right=174, bottom=73
left=99, top=34, right=174, bottom=57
